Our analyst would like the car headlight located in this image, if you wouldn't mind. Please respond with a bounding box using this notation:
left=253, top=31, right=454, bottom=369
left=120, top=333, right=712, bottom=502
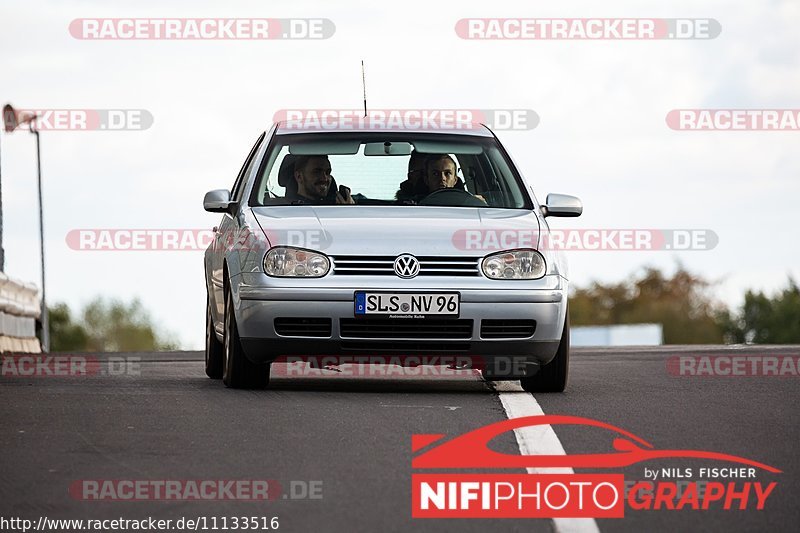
left=263, top=247, right=330, bottom=277
left=481, top=249, right=546, bottom=280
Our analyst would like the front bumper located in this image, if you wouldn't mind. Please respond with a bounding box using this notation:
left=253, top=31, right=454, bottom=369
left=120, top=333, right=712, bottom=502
left=232, top=277, right=567, bottom=372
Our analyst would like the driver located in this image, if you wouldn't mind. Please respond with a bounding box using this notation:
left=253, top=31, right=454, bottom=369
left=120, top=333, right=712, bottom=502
left=291, top=155, right=354, bottom=205
left=421, top=154, right=486, bottom=203
left=423, top=154, right=460, bottom=191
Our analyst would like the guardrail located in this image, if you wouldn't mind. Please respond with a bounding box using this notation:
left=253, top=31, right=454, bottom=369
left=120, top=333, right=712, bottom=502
left=0, top=272, right=41, bottom=353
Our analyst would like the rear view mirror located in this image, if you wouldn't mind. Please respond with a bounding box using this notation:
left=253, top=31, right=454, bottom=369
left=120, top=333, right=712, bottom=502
left=541, top=193, right=582, bottom=217
left=364, top=142, right=413, bottom=156
left=203, top=189, right=233, bottom=213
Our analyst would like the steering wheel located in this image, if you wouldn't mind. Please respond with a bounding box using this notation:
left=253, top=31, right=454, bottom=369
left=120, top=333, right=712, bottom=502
left=417, top=187, right=487, bottom=207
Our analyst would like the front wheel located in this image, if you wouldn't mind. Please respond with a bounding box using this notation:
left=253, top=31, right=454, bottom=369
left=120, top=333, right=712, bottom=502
left=222, top=288, right=270, bottom=389
left=520, top=314, right=569, bottom=393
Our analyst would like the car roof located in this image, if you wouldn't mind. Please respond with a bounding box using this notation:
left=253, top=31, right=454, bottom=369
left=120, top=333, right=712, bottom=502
left=274, top=120, right=495, bottom=137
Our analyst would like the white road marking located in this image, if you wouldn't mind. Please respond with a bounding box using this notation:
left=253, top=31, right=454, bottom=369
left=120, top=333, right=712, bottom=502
left=491, top=380, right=601, bottom=533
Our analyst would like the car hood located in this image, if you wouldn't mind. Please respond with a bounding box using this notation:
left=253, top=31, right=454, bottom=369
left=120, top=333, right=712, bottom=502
left=250, top=205, right=541, bottom=256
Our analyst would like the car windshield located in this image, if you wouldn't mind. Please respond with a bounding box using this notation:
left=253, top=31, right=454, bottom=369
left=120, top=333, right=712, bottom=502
left=249, top=133, right=530, bottom=209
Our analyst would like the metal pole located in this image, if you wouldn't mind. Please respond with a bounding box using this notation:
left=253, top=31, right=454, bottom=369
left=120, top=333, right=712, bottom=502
left=0, top=131, right=4, bottom=271
left=361, top=60, right=367, bottom=118
left=32, top=126, right=48, bottom=352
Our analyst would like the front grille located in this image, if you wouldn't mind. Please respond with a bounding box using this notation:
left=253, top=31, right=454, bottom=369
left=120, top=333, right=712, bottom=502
left=274, top=317, right=332, bottom=337
left=331, top=256, right=480, bottom=277
left=340, top=318, right=473, bottom=339
left=480, top=319, right=537, bottom=339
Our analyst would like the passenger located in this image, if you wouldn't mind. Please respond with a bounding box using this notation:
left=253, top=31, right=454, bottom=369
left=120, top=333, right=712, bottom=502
left=395, top=150, right=429, bottom=201
left=291, top=155, right=354, bottom=205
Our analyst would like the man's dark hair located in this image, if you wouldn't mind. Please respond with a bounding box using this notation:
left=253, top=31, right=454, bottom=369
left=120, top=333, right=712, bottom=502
left=425, top=154, right=458, bottom=174
left=293, top=154, right=329, bottom=175
left=408, top=150, right=429, bottom=173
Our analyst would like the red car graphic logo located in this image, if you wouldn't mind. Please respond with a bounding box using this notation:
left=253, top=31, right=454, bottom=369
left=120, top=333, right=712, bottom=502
left=412, top=415, right=781, bottom=473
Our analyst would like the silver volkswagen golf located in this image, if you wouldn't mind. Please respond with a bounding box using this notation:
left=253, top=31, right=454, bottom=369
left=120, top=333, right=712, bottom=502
left=203, top=121, right=582, bottom=391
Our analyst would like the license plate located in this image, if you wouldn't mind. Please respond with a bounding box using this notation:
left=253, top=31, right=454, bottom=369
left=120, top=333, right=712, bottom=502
left=354, top=292, right=460, bottom=317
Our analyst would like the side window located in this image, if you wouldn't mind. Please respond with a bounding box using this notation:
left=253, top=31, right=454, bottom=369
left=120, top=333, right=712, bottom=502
left=263, top=146, right=291, bottom=200
left=231, top=132, right=266, bottom=202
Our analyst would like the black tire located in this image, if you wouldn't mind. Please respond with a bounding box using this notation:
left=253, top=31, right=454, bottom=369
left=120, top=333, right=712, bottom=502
left=480, top=369, right=502, bottom=382
left=205, top=294, right=224, bottom=379
left=222, top=288, right=270, bottom=389
left=480, top=364, right=534, bottom=382
left=520, top=315, right=569, bottom=393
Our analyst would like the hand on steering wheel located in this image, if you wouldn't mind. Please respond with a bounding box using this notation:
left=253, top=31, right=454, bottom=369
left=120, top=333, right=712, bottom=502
left=417, top=187, right=487, bottom=207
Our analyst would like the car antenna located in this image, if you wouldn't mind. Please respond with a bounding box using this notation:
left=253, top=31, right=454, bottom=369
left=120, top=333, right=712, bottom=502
left=361, top=60, right=368, bottom=117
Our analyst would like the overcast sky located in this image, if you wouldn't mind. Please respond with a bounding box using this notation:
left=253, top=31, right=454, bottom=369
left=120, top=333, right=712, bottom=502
left=1, top=0, right=798, bottom=349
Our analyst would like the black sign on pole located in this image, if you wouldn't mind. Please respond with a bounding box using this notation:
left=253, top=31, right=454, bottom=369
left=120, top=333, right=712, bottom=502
left=0, top=103, right=13, bottom=271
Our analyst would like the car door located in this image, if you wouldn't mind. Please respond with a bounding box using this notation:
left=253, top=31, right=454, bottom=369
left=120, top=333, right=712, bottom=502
left=209, top=131, right=267, bottom=322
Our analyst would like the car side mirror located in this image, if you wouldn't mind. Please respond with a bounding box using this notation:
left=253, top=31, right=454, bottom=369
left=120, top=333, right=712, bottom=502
left=541, top=193, right=582, bottom=217
left=203, top=189, right=234, bottom=213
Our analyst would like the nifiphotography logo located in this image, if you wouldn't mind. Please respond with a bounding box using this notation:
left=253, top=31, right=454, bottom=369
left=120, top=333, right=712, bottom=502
left=411, top=416, right=780, bottom=518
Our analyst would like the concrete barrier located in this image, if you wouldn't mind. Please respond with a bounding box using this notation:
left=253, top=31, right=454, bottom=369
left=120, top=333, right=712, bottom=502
left=0, top=272, right=41, bottom=353
left=571, top=323, right=664, bottom=347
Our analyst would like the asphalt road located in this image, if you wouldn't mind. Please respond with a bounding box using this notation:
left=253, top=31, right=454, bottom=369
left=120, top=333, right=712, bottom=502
left=1, top=346, right=797, bottom=533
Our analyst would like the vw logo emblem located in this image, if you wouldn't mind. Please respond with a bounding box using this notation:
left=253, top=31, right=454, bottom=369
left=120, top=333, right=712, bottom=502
left=394, top=254, right=420, bottom=279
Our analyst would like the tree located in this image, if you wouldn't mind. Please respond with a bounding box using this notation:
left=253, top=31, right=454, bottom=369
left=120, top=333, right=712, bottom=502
left=48, top=303, right=89, bottom=352
left=48, top=297, right=178, bottom=352
left=570, top=266, right=727, bottom=344
left=722, top=278, right=800, bottom=343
